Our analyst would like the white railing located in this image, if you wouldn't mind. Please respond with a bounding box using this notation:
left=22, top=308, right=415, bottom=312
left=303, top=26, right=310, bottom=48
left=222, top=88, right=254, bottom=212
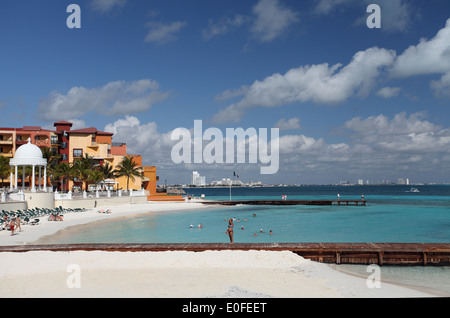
left=54, top=188, right=147, bottom=200
left=2, top=190, right=25, bottom=202
left=0, top=188, right=147, bottom=202
left=54, top=191, right=73, bottom=200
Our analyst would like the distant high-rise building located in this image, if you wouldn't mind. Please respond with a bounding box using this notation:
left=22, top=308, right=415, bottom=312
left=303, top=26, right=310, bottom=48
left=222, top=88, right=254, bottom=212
left=358, top=179, right=364, bottom=185
left=191, top=171, right=206, bottom=186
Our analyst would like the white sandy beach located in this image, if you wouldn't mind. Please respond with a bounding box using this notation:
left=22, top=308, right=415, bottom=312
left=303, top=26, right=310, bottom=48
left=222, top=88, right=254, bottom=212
left=0, top=201, right=440, bottom=298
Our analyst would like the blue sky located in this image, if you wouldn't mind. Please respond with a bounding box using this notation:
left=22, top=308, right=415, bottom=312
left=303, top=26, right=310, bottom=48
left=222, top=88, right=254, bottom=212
left=1, top=0, right=450, bottom=185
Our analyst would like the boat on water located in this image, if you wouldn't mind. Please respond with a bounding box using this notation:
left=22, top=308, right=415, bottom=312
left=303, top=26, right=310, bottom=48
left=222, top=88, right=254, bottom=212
left=409, top=187, right=420, bottom=193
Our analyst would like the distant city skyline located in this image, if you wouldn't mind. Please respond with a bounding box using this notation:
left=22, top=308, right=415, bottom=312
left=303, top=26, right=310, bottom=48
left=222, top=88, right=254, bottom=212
left=2, top=1, right=450, bottom=185
left=184, top=170, right=423, bottom=186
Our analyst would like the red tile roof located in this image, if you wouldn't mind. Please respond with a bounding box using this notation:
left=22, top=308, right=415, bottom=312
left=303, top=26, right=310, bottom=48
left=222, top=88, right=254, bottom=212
left=54, top=121, right=73, bottom=126
left=22, top=126, right=42, bottom=131
left=69, top=127, right=113, bottom=135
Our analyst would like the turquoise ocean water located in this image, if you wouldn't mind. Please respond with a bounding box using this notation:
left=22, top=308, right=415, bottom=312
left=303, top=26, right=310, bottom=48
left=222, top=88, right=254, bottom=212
left=44, top=185, right=450, bottom=295
left=52, top=185, right=450, bottom=244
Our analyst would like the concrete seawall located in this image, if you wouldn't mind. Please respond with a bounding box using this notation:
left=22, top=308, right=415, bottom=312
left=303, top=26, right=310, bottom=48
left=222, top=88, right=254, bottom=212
left=1, top=193, right=148, bottom=211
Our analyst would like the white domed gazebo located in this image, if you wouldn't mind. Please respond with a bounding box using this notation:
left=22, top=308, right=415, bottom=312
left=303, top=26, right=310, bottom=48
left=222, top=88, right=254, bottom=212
left=9, top=138, right=47, bottom=192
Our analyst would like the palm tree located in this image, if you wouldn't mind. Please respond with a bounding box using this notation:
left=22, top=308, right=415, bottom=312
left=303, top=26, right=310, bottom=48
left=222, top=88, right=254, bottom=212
left=53, top=162, right=73, bottom=192
left=41, top=147, right=61, bottom=167
left=115, top=156, right=143, bottom=191
left=88, top=170, right=105, bottom=191
left=100, top=162, right=117, bottom=180
left=72, top=154, right=98, bottom=191
left=0, top=155, right=10, bottom=188
left=99, top=162, right=118, bottom=190
left=41, top=147, right=62, bottom=188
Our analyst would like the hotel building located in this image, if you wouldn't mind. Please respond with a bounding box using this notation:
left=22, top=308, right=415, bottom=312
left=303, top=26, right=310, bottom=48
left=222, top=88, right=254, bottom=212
left=0, top=121, right=159, bottom=195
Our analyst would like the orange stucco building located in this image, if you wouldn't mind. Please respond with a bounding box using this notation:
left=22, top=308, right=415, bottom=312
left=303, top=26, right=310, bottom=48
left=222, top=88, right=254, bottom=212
left=0, top=120, right=184, bottom=201
left=142, top=166, right=183, bottom=201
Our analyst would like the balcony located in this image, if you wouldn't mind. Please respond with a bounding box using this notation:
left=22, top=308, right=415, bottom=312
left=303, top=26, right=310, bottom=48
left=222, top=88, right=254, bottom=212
left=34, top=139, right=50, bottom=146
left=16, top=135, right=31, bottom=144
left=0, top=151, right=13, bottom=157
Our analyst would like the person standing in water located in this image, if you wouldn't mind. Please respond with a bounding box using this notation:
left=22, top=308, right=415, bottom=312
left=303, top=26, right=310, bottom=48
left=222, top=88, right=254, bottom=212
left=227, top=218, right=234, bottom=244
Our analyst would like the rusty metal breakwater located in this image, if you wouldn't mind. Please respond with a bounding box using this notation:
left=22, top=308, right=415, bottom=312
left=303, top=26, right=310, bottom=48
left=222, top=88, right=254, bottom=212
left=1, top=242, right=449, bottom=266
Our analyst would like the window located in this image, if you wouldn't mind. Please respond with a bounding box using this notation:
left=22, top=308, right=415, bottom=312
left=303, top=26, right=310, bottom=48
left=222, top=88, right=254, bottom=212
left=73, top=149, right=83, bottom=158
left=62, top=154, right=67, bottom=161
left=51, top=136, right=58, bottom=144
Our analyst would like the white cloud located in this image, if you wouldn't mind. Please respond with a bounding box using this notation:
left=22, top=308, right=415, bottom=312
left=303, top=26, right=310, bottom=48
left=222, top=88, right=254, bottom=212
left=341, top=112, right=450, bottom=157
left=343, top=112, right=441, bottom=139
left=313, top=0, right=353, bottom=15
left=37, top=79, right=170, bottom=122
left=391, top=18, right=450, bottom=77
left=202, top=0, right=299, bottom=43
left=279, top=134, right=325, bottom=154
left=315, top=0, right=415, bottom=33
left=213, top=47, right=395, bottom=123
left=274, top=112, right=450, bottom=182
left=250, top=0, right=300, bottom=42
left=103, top=112, right=450, bottom=184
left=144, top=21, right=187, bottom=45
left=105, top=115, right=175, bottom=163
left=67, top=119, right=88, bottom=130
left=202, top=14, right=248, bottom=41
left=91, top=0, right=126, bottom=13
left=42, top=118, right=87, bottom=131
left=104, top=115, right=140, bottom=135
left=274, top=117, right=301, bottom=130
left=374, top=0, right=414, bottom=33
left=108, top=91, right=170, bottom=115
left=214, top=86, right=250, bottom=103
left=212, top=19, right=450, bottom=125
left=376, top=86, right=401, bottom=98
left=389, top=18, right=450, bottom=99
left=431, top=72, right=450, bottom=98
